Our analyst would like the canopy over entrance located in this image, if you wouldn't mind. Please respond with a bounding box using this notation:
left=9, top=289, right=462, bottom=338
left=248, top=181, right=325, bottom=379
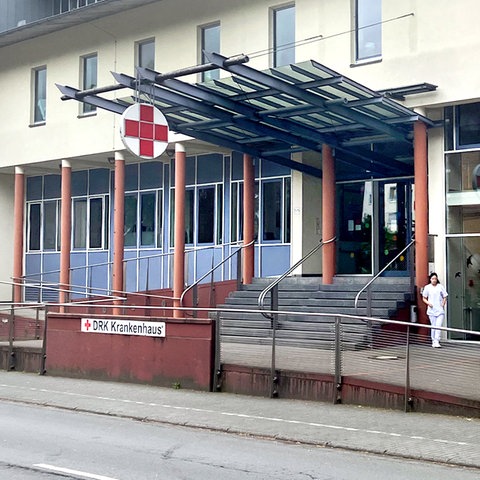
left=57, top=52, right=435, bottom=181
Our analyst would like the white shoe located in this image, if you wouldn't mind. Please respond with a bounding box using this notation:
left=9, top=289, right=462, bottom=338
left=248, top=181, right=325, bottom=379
left=432, top=341, right=441, bottom=348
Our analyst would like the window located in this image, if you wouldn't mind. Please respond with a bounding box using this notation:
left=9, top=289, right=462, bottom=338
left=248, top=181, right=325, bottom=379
left=125, top=191, right=162, bottom=248
left=43, top=200, right=60, bottom=250
left=457, top=102, right=480, bottom=148
left=200, top=23, right=220, bottom=81
left=137, top=39, right=155, bottom=70
left=73, top=196, right=108, bottom=249
left=33, top=66, right=46, bottom=123
left=81, top=54, right=97, bottom=114
left=273, top=4, right=295, bottom=67
left=28, top=203, right=41, bottom=251
left=355, top=0, right=382, bottom=61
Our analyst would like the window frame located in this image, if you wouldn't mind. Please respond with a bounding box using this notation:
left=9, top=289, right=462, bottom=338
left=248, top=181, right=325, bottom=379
left=72, top=195, right=108, bottom=250
left=272, top=4, right=295, bottom=68
left=32, top=65, right=47, bottom=124
left=199, top=22, right=220, bottom=82
left=136, top=38, right=155, bottom=70
left=80, top=53, right=98, bottom=115
left=354, top=0, right=382, bottom=63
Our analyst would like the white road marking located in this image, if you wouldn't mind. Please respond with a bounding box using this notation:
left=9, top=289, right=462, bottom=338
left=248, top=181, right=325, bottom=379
left=34, top=463, right=118, bottom=480
left=1, top=383, right=474, bottom=448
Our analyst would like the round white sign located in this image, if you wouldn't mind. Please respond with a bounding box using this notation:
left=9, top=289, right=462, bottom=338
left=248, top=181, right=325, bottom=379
left=120, top=103, right=169, bottom=159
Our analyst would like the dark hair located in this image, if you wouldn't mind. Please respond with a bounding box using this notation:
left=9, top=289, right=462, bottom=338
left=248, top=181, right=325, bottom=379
left=429, top=272, right=440, bottom=283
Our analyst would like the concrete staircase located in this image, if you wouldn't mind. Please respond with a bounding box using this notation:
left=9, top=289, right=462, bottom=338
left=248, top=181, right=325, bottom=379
left=218, top=276, right=412, bottom=350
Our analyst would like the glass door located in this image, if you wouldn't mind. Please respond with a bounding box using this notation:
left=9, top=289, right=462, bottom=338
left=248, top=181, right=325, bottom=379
left=337, top=180, right=412, bottom=275
left=337, top=181, right=373, bottom=274
left=378, top=180, right=412, bottom=275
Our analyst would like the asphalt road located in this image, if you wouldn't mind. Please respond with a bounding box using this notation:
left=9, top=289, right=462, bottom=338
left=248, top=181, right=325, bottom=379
left=1, top=401, right=479, bottom=480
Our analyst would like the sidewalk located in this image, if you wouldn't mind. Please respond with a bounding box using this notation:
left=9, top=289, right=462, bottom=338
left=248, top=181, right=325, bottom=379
left=0, top=371, right=479, bottom=469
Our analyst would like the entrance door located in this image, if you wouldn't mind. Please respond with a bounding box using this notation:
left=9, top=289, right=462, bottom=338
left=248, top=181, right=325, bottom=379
left=337, top=180, right=412, bottom=275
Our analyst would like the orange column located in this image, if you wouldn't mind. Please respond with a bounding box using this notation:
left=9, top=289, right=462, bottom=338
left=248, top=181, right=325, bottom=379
left=414, top=121, right=429, bottom=326
left=112, top=152, right=125, bottom=311
left=243, top=154, right=255, bottom=284
left=59, top=160, right=72, bottom=309
left=13, top=167, right=25, bottom=303
left=173, top=143, right=186, bottom=318
left=322, top=144, right=336, bottom=284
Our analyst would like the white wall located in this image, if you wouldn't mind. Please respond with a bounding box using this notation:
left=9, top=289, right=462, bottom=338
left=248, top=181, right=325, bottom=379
left=0, top=173, right=14, bottom=300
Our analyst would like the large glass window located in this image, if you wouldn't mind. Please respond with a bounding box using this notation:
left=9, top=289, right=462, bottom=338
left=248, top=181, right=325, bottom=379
left=457, top=102, right=480, bottom=148
left=28, top=203, right=41, bottom=251
left=137, top=39, right=155, bottom=70
left=43, top=200, right=60, bottom=250
left=273, top=4, right=295, bottom=67
left=355, top=0, right=382, bottom=61
left=81, top=53, right=97, bottom=114
left=198, top=186, right=215, bottom=244
left=73, top=196, right=107, bottom=249
left=33, top=66, right=47, bottom=123
left=200, top=23, right=220, bottom=81
left=125, top=191, right=163, bottom=248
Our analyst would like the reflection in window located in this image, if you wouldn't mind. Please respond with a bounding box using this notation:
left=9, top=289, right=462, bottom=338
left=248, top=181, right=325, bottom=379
left=33, top=66, right=46, bottom=123
left=74, top=197, right=107, bottom=249
left=185, top=189, right=194, bottom=244
left=263, top=181, right=282, bottom=241
left=28, top=203, right=41, bottom=251
left=140, top=192, right=156, bottom=246
left=355, top=0, right=382, bottom=61
left=124, top=195, right=138, bottom=247
left=81, top=54, right=97, bottom=114
left=457, top=102, right=480, bottom=147
left=43, top=201, right=59, bottom=250
left=198, top=187, right=215, bottom=244
left=137, top=39, right=155, bottom=70
left=273, top=4, right=295, bottom=67
left=200, top=23, right=220, bottom=81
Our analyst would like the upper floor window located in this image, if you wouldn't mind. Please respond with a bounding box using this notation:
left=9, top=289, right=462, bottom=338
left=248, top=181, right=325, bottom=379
left=355, top=0, right=382, bottom=62
left=137, top=39, right=155, bottom=70
left=200, top=23, right=220, bottom=81
left=32, top=66, right=47, bottom=124
left=272, top=4, right=295, bottom=67
left=81, top=53, right=97, bottom=114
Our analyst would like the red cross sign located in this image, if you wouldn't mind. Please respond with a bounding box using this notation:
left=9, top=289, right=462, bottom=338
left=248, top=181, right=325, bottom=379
left=120, top=103, right=169, bottom=159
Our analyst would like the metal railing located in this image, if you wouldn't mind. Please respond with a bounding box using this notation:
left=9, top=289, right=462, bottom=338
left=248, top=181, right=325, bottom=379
left=258, top=237, right=336, bottom=316
left=215, top=304, right=480, bottom=412
left=180, top=240, right=255, bottom=315
left=354, top=239, right=415, bottom=315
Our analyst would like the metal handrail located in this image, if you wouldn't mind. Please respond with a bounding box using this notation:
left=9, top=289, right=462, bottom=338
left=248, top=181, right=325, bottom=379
left=258, top=237, right=336, bottom=314
left=354, top=239, right=415, bottom=311
left=179, top=239, right=255, bottom=307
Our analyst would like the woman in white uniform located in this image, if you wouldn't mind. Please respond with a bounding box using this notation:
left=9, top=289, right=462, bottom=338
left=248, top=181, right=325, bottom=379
left=422, top=272, right=448, bottom=348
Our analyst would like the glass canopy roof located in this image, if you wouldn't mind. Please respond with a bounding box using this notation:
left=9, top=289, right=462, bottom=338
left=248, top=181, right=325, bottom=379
left=57, top=52, right=436, bottom=181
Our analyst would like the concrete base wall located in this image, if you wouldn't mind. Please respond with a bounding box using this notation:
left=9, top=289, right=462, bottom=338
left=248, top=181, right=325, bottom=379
left=45, top=314, right=215, bottom=391
left=220, top=365, right=480, bottom=417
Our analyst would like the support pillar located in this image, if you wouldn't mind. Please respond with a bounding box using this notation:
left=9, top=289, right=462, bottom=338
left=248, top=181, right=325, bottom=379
left=322, top=144, right=336, bottom=284
left=243, top=154, right=255, bottom=285
left=112, top=152, right=125, bottom=313
left=173, top=143, right=186, bottom=318
left=59, top=160, right=72, bottom=310
left=13, top=167, right=24, bottom=303
left=414, top=121, right=429, bottom=326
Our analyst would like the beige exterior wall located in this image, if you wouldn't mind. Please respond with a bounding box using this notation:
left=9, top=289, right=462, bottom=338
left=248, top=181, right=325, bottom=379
left=0, top=174, right=14, bottom=300
left=0, top=0, right=478, bottom=291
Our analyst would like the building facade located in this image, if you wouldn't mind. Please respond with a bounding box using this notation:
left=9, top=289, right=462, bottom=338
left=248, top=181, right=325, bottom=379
left=0, top=0, right=479, bottom=335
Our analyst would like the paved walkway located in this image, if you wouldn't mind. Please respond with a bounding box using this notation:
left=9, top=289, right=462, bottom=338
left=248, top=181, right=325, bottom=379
left=0, top=371, right=478, bottom=469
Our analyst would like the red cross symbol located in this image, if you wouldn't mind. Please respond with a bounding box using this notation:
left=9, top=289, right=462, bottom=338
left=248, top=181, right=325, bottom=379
left=121, top=103, right=169, bottom=159
left=83, top=319, right=91, bottom=331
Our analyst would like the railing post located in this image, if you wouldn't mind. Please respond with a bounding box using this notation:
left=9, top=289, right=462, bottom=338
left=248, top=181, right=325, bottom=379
left=334, top=317, right=342, bottom=404
left=270, top=284, right=279, bottom=398
left=8, top=304, right=15, bottom=371
left=192, top=284, right=198, bottom=318
left=213, top=310, right=222, bottom=391
left=404, top=324, right=412, bottom=412
left=40, top=305, right=48, bottom=375
left=236, top=247, right=242, bottom=290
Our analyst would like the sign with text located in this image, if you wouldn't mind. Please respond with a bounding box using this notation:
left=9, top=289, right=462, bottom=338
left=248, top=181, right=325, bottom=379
left=81, top=318, right=165, bottom=337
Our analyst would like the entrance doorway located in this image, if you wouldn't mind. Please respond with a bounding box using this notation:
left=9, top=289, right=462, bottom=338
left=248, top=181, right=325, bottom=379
left=337, top=179, right=413, bottom=275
